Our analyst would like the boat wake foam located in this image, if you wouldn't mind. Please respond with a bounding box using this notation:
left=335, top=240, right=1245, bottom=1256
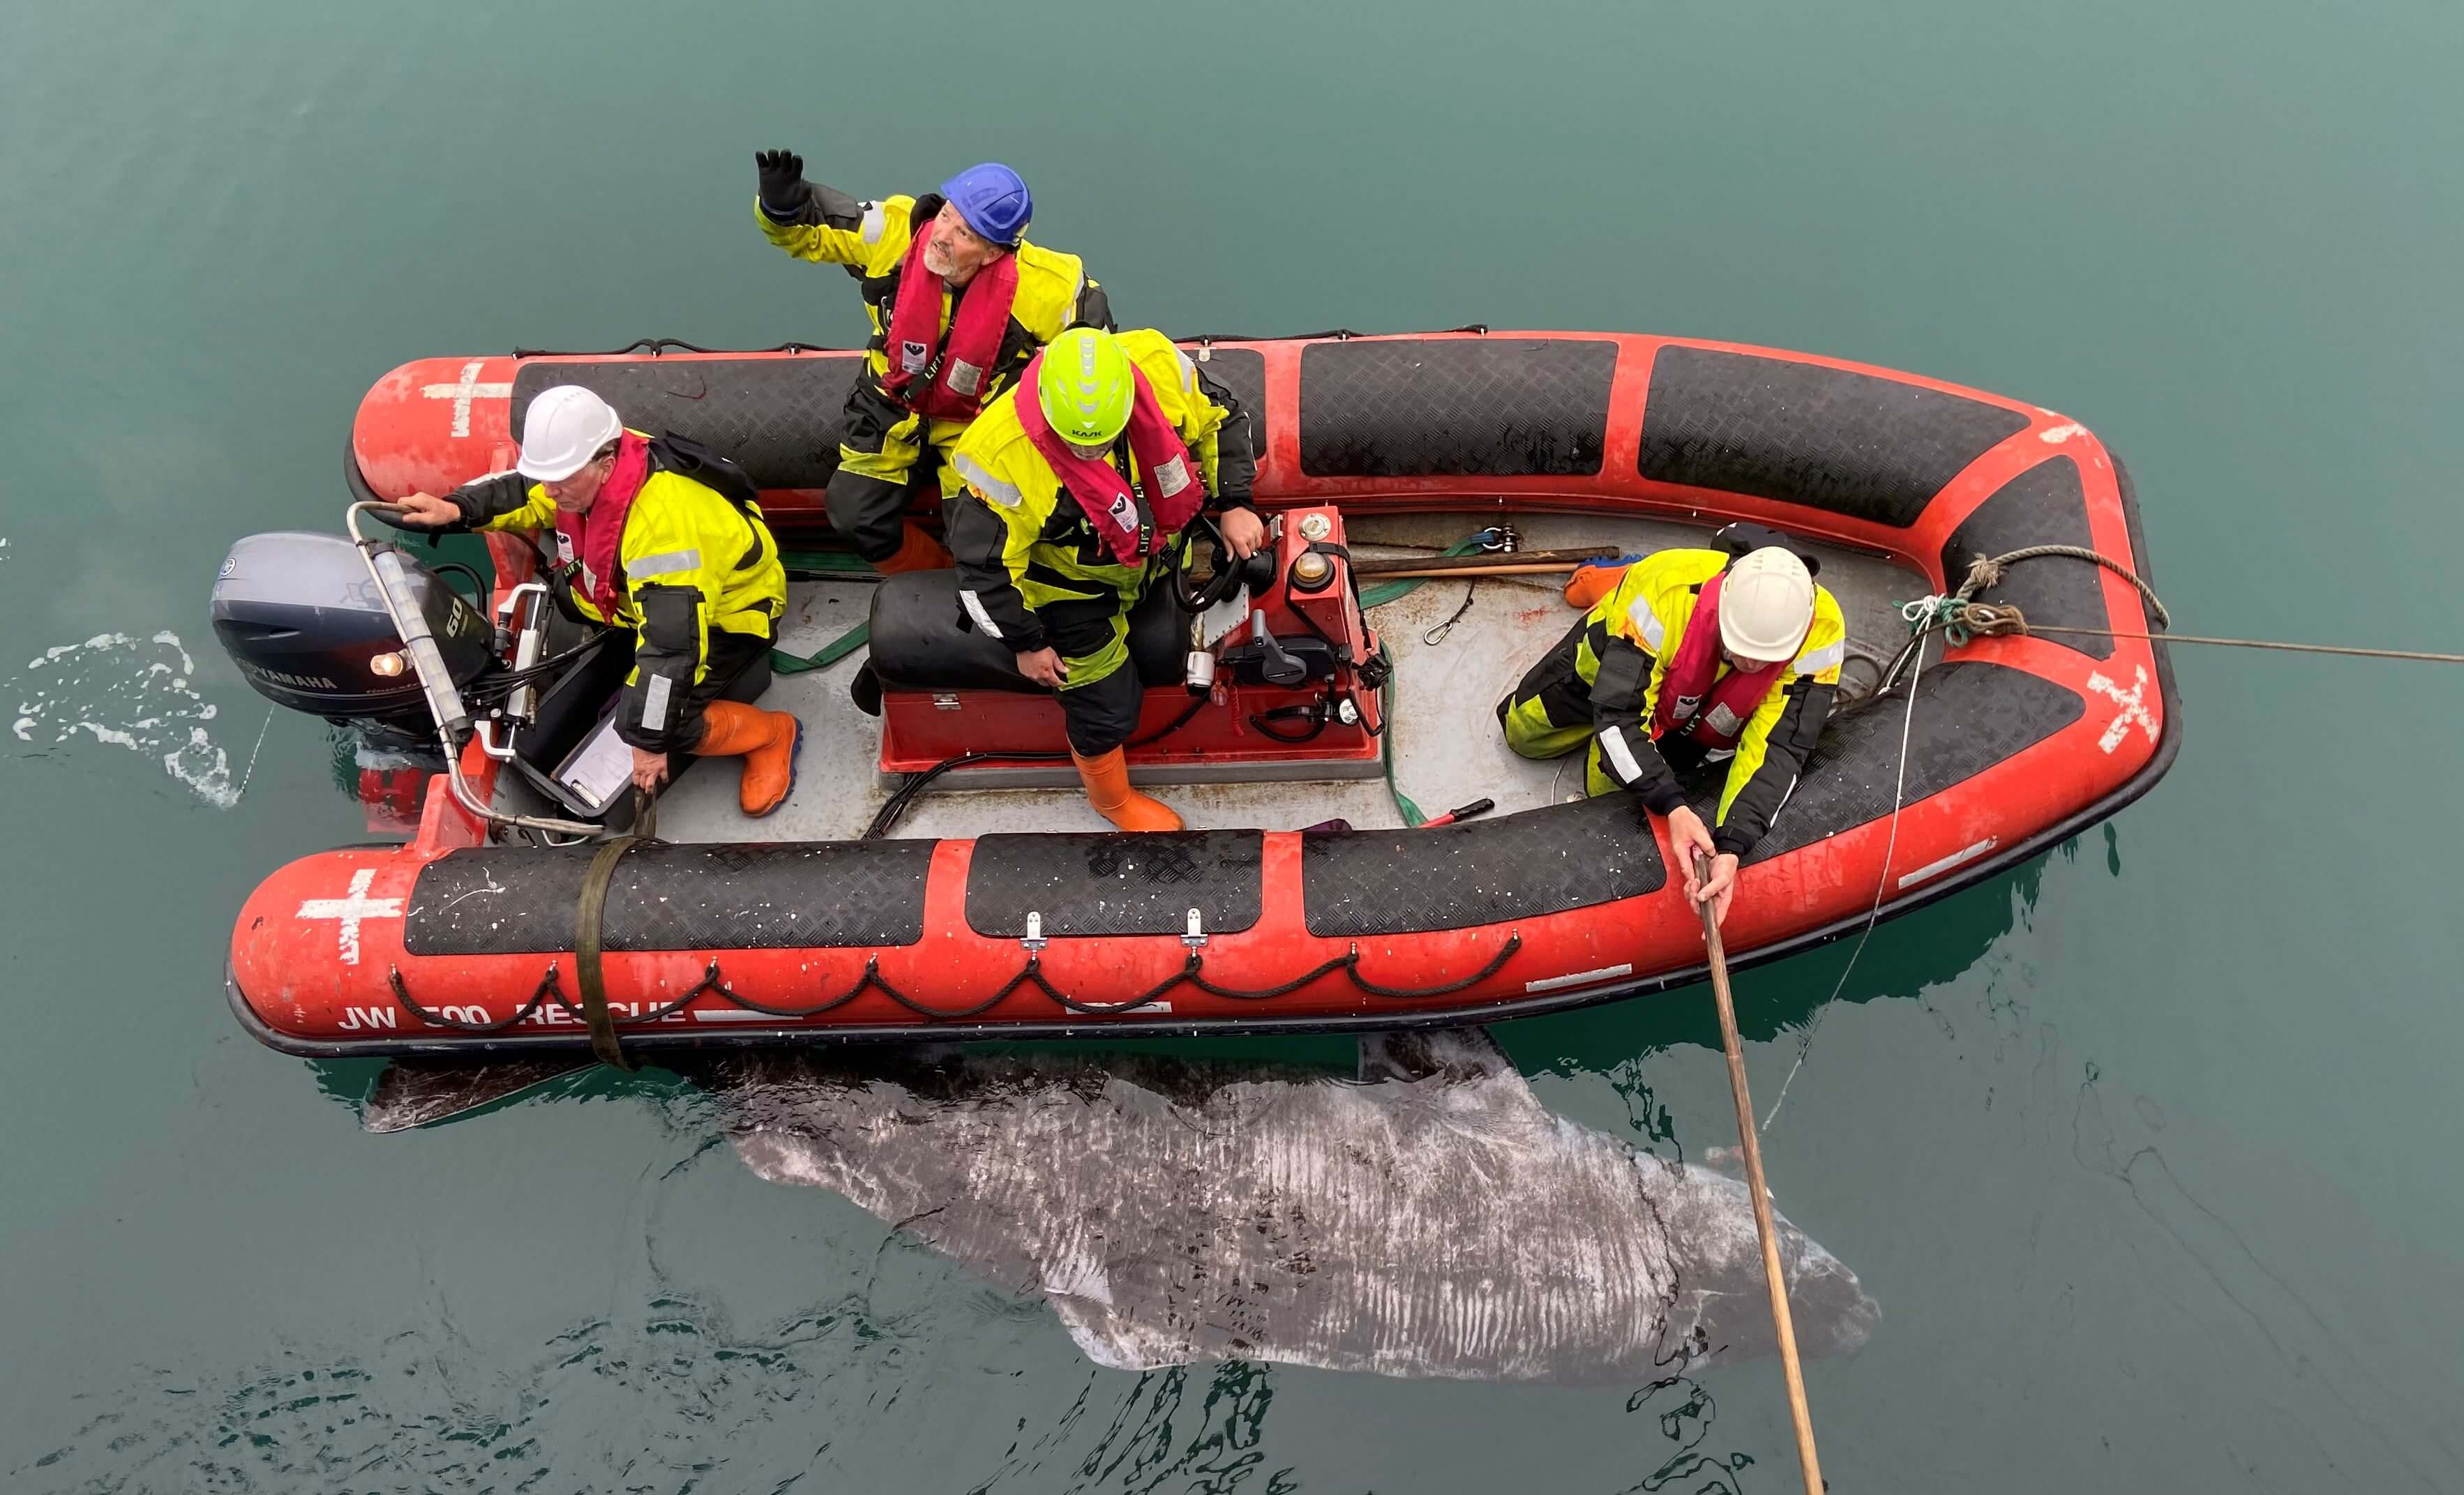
left=10, top=629, right=241, bottom=807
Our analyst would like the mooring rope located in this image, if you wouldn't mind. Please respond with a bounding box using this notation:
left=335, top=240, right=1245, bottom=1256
left=1772, top=539, right=2457, bottom=1132
left=1932, top=604, right=2464, bottom=664
left=232, top=705, right=274, bottom=804
left=1761, top=615, right=1928, bottom=1132
left=1922, top=548, right=2463, bottom=663
left=1955, top=545, right=2170, bottom=626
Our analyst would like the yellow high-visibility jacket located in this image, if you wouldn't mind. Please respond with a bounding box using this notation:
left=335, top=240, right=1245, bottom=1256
left=941, top=330, right=1257, bottom=675
left=448, top=435, right=786, bottom=751
left=756, top=186, right=1106, bottom=409
left=1588, top=549, right=1846, bottom=855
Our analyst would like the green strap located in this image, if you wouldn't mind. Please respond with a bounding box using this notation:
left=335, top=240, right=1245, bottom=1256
left=1358, top=532, right=1493, bottom=610
left=1381, top=673, right=1425, bottom=828
left=574, top=836, right=638, bottom=1070
left=767, top=547, right=882, bottom=673
left=573, top=792, right=656, bottom=1071
left=776, top=548, right=882, bottom=578
left=771, top=621, right=869, bottom=675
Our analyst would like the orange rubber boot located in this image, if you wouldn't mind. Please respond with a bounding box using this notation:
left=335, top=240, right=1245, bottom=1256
left=871, top=522, right=954, bottom=575
left=1071, top=747, right=1182, bottom=832
left=1562, top=562, right=1630, bottom=610
left=690, top=700, right=803, bottom=817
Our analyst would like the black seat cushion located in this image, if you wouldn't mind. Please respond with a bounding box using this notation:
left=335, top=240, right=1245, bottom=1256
left=868, top=571, right=1192, bottom=693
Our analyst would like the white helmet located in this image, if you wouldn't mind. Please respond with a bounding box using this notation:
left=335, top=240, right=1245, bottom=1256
left=516, top=385, right=624, bottom=482
left=1718, top=547, right=1816, bottom=663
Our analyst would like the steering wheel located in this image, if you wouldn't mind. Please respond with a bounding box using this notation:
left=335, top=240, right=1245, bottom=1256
left=1171, top=513, right=1251, bottom=613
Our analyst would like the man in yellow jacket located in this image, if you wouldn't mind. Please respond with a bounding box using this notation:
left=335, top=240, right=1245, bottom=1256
left=945, top=326, right=1264, bottom=832
left=1497, top=539, right=1846, bottom=925
left=753, top=151, right=1109, bottom=574
left=395, top=386, right=801, bottom=817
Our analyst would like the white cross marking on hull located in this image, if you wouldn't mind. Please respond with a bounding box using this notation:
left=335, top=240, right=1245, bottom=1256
left=297, top=867, right=405, bottom=966
left=419, top=360, right=513, bottom=439
left=2084, top=666, right=2158, bottom=753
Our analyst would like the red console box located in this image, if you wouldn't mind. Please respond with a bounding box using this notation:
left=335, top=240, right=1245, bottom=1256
left=876, top=507, right=1383, bottom=781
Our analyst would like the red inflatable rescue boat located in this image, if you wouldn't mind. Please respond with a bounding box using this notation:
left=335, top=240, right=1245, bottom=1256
left=220, top=329, right=2177, bottom=1058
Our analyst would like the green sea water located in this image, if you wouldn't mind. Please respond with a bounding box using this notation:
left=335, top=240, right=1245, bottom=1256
left=4, top=1, right=2462, bottom=1489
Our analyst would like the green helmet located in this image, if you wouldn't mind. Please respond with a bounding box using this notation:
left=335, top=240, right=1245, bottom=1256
left=1037, top=327, right=1134, bottom=448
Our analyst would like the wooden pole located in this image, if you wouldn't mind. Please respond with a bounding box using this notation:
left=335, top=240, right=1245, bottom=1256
left=1693, top=850, right=1825, bottom=1495
left=1350, top=545, right=1621, bottom=576
left=1344, top=561, right=1595, bottom=580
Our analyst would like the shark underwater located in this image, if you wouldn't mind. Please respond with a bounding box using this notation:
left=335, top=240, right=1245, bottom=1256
left=366, top=1028, right=1878, bottom=1384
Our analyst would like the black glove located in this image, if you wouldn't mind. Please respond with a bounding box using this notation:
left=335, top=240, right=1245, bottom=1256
left=756, top=149, right=810, bottom=216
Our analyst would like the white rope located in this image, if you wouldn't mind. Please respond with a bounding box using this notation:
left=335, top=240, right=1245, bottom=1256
left=233, top=705, right=274, bottom=804
left=1760, top=629, right=1928, bottom=1133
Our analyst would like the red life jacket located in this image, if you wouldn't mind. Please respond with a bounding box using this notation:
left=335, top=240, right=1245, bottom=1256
left=1013, top=351, right=1204, bottom=568
left=551, top=431, right=653, bottom=619
left=879, top=224, right=1019, bottom=420
left=1649, top=570, right=1788, bottom=751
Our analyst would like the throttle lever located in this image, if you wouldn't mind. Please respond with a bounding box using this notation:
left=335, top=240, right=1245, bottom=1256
left=1249, top=608, right=1308, bottom=687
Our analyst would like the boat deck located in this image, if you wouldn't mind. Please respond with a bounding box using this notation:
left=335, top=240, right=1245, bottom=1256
left=505, top=513, right=1935, bottom=845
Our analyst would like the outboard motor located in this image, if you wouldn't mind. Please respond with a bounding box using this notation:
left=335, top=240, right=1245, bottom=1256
left=210, top=532, right=495, bottom=749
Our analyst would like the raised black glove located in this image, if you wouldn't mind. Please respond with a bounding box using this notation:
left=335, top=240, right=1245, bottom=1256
left=756, top=149, right=810, bottom=215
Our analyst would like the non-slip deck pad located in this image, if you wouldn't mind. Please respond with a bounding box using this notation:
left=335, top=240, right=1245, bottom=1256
left=1300, top=796, right=1669, bottom=938
left=1189, top=347, right=1268, bottom=460
left=965, top=831, right=1265, bottom=938
left=1638, top=347, right=2031, bottom=527
left=511, top=357, right=867, bottom=490
left=1939, top=456, right=2115, bottom=660
left=404, top=839, right=934, bottom=954
left=1697, top=661, right=2087, bottom=865
left=1298, top=338, right=1618, bottom=477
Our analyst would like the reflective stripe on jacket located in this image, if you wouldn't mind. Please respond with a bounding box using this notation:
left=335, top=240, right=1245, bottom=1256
left=452, top=444, right=786, bottom=751
left=940, top=330, right=1256, bottom=672
left=1586, top=549, right=1846, bottom=855
left=755, top=188, right=1106, bottom=409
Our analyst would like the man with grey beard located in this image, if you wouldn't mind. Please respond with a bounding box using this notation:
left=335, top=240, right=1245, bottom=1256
left=753, top=153, right=1112, bottom=574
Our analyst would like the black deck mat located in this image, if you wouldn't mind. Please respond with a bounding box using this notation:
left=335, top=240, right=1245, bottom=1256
left=1298, top=338, right=1617, bottom=477
left=1939, top=456, right=2114, bottom=660
left=511, top=356, right=867, bottom=490
left=1301, top=795, right=1669, bottom=938
left=1188, top=346, right=1268, bottom=459
left=965, top=831, right=1265, bottom=938
left=1688, top=661, right=2087, bottom=864
left=405, top=839, right=934, bottom=954
left=1638, top=346, right=2030, bottom=527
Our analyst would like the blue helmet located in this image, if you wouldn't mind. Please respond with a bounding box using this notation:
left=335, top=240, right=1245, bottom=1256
left=938, top=162, right=1032, bottom=248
